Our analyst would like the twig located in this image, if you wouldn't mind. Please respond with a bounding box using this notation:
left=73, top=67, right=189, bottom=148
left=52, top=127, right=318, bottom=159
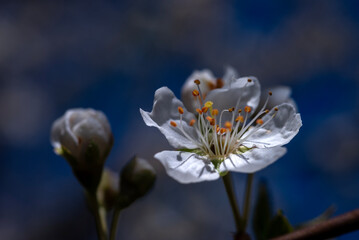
left=271, top=208, right=359, bottom=240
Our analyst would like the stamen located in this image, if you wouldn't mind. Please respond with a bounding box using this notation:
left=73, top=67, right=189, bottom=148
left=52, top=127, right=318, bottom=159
left=170, top=121, right=177, bottom=127
left=189, top=119, right=196, bottom=126
left=274, top=107, right=279, bottom=111
left=247, top=78, right=252, bottom=82
left=194, top=79, right=201, bottom=85
left=192, top=90, right=200, bottom=96
left=196, top=108, right=203, bottom=114
left=256, top=119, right=264, bottom=125
left=228, top=107, right=235, bottom=112
left=235, top=115, right=244, bottom=123
left=202, top=107, right=208, bottom=113
left=264, top=109, right=269, bottom=113
left=244, top=106, right=252, bottom=113
left=204, top=101, right=213, bottom=108
left=238, top=109, right=242, bottom=113
left=268, top=91, right=273, bottom=96
left=211, top=109, right=219, bottom=116
left=178, top=106, right=184, bottom=114
left=206, top=116, right=215, bottom=126
left=220, top=128, right=226, bottom=134
left=224, top=121, right=232, bottom=129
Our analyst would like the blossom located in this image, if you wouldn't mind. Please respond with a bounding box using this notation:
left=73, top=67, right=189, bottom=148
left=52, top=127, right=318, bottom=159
left=140, top=69, right=302, bottom=183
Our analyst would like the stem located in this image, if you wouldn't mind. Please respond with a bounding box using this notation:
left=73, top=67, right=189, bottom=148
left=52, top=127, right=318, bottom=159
left=222, top=172, right=242, bottom=233
left=271, top=208, right=359, bottom=240
left=242, top=173, right=254, bottom=231
left=87, top=192, right=108, bottom=240
left=110, top=208, right=122, bottom=240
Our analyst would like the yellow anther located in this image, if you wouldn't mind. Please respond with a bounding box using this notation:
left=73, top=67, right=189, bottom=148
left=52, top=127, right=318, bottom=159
left=196, top=108, right=203, bottom=114
left=238, top=109, right=242, bottom=113
left=211, top=109, right=219, bottom=116
left=244, top=106, right=252, bottom=113
left=256, top=119, right=264, bottom=125
left=220, top=128, right=226, bottom=134
left=178, top=106, right=184, bottom=114
left=194, top=79, right=201, bottom=85
left=247, top=78, right=252, bottom=82
left=192, top=89, right=200, bottom=97
left=202, top=107, right=208, bottom=113
left=204, top=101, right=213, bottom=108
left=189, top=119, right=196, bottom=126
left=265, top=109, right=269, bottom=113
left=224, top=121, right=232, bottom=129
left=274, top=107, right=279, bottom=111
left=228, top=107, right=235, bottom=112
left=170, top=121, right=177, bottom=127
left=268, top=91, right=273, bottom=96
left=235, top=116, right=244, bottom=123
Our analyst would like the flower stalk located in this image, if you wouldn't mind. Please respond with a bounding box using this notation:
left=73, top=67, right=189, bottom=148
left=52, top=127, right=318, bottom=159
left=242, top=173, right=254, bottom=231
left=222, top=172, right=242, bottom=233
left=110, top=208, right=122, bottom=240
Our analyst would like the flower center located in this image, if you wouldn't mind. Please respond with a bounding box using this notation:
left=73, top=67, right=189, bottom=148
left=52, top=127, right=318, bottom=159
left=171, top=79, right=277, bottom=161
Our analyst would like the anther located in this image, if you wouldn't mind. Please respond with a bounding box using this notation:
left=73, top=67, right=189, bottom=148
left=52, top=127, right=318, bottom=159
left=224, top=121, right=232, bottom=129
left=268, top=91, right=273, bottom=96
left=170, top=121, right=177, bottom=127
left=274, top=107, right=279, bottom=111
left=202, top=107, right=208, bottom=113
left=189, top=119, right=196, bottom=126
left=194, top=79, right=201, bottom=85
left=264, top=109, right=269, bottom=113
left=256, top=119, right=264, bottom=125
left=247, top=78, right=252, bottom=82
left=228, top=107, right=235, bottom=112
left=211, top=109, right=219, bottom=116
left=216, top=78, right=224, bottom=88
left=235, top=116, right=244, bottom=123
left=238, top=109, right=242, bottom=113
left=178, top=106, right=184, bottom=114
left=196, top=108, right=203, bottom=114
left=244, top=106, right=252, bottom=113
left=192, top=89, right=200, bottom=97
left=220, top=128, right=226, bottom=134
left=204, top=101, right=213, bottom=108
left=206, top=116, right=215, bottom=125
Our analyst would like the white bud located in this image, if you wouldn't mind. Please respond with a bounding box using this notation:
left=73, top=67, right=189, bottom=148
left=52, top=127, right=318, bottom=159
left=51, top=108, right=113, bottom=167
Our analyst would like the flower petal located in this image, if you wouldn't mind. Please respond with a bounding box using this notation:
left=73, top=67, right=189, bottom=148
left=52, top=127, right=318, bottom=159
left=222, top=66, right=239, bottom=85
left=220, top=147, right=287, bottom=173
left=242, top=103, right=302, bottom=148
left=181, top=69, right=216, bottom=113
left=140, top=87, right=198, bottom=149
left=205, top=76, right=261, bottom=118
left=155, top=150, right=220, bottom=183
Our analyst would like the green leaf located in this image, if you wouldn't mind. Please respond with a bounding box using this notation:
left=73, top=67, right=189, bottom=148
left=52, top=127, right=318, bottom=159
left=252, top=179, right=273, bottom=240
left=267, top=210, right=293, bottom=238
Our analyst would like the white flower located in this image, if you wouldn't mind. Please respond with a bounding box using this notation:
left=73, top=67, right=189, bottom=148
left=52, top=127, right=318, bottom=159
left=140, top=70, right=302, bottom=184
left=51, top=108, right=113, bottom=167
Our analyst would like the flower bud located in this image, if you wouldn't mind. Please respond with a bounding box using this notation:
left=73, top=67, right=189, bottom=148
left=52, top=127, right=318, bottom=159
left=97, top=168, right=120, bottom=211
left=51, top=108, right=113, bottom=192
left=117, top=156, right=156, bottom=209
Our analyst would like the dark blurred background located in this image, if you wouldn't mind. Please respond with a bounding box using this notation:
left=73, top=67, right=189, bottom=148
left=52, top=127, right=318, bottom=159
left=1, top=1, right=359, bottom=239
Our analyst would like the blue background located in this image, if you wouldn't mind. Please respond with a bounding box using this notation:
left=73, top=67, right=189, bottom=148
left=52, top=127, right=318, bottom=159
left=1, top=1, right=359, bottom=239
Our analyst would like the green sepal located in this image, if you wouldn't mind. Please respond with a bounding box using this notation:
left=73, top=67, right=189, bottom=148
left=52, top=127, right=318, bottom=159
left=252, top=179, right=273, bottom=240
left=267, top=210, right=293, bottom=238
left=178, top=148, right=204, bottom=155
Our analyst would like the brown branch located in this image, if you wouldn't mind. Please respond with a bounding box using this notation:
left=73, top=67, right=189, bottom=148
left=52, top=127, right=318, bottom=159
left=271, top=208, right=359, bottom=240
